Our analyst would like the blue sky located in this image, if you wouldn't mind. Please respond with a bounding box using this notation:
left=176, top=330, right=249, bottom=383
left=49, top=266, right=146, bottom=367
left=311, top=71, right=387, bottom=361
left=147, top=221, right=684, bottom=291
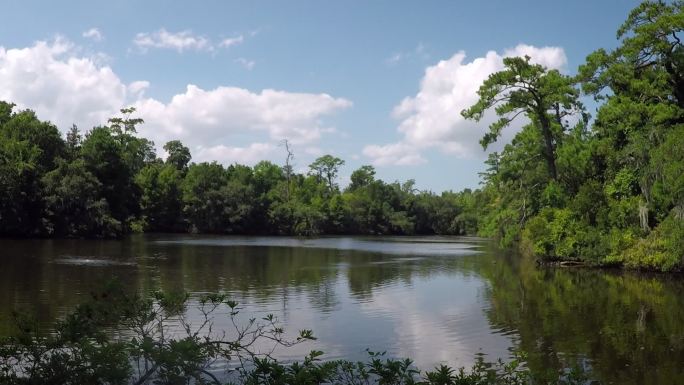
left=0, top=1, right=641, bottom=192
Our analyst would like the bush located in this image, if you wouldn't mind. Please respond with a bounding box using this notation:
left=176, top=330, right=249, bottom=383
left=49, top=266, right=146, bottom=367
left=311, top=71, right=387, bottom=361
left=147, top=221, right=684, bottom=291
left=615, top=215, right=684, bottom=272
left=522, top=208, right=608, bottom=263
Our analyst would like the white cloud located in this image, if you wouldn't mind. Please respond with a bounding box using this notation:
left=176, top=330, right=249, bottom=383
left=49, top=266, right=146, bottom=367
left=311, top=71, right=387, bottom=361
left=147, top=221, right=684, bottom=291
left=220, top=35, right=244, bottom=48
left=195, top=143, right=276, bottom=165
left=235, top=57, right=255, bottom=70
left=0, top=38, right=130, bottom=130
left=127, top=80, right=150, bottom=98
left=0, top=38, right=351, bottom=167
left=365, top=44, right=567, bottom=166
left=82, top=28, right=103, bottom=42
left=133, top=29, right=212, bottom=53
left=133, top=85, right=351, bottom=148
left=362, top=143, right=426, bottom=166
left=133, top=30, right=252, bottom=53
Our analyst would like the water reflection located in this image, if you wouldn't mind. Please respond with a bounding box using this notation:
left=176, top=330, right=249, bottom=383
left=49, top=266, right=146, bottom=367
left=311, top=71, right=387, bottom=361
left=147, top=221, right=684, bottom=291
left=3, top=235, right=684, bottom=383
left=471, top=252, right=684, bottom=384
left=0, top=235, right=509, bottom=368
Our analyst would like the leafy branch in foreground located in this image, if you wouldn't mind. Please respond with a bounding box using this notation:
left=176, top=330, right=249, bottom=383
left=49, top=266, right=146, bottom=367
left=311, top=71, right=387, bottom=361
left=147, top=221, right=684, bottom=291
left=0, top=281, right=314, bottom=384
left=0, top=283, right=591, bottom=384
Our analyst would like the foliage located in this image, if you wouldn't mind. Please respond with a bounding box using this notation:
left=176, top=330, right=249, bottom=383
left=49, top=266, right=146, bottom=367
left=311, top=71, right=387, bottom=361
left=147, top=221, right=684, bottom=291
left=0, top=103, right=476, bottom=238
left=462, top=0, right=684, bottom=271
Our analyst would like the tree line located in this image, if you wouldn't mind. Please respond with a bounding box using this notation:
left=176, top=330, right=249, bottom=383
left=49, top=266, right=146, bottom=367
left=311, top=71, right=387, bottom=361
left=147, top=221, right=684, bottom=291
left=0, top=104, right=482, bottom=238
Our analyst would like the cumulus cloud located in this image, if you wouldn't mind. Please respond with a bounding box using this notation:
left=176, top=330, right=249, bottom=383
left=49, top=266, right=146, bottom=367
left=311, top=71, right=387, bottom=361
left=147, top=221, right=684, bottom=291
left=133, top=85, right=351, bottom=147
left=0, top=38, right=129, bottom=130
left=365, top=44, right=567, bottom=166
left=362, top=143, right=426, bottom=166
left=0, top=38, right=351, bottom=165
left=82, top=28, right=103, bottom=42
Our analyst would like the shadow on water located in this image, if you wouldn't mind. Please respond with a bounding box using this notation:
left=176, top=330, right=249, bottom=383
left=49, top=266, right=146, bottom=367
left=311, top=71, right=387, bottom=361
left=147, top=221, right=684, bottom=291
left=2, top=234, right=684, bottom=383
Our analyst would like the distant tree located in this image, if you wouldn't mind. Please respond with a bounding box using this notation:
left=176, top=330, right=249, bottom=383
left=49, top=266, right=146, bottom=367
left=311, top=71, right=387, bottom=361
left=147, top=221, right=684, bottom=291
left=81, top=126, right=138, bottom=231
left=309, top=155, right=345, bottom=191
left=348, top=165, right=375, bottom=191
left=164, top=140, right=191, bottom=172
left=136, top=163, right=185, bottom=232
left=65, top=124, right=82, bottom=160
left=42, top=159, right=120, bottom=237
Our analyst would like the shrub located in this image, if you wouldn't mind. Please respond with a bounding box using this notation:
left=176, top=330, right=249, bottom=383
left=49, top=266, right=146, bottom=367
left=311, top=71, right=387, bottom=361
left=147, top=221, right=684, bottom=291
left=616, top=215, right=684, bottom=272
left=522, top=208, right=608, bottom=263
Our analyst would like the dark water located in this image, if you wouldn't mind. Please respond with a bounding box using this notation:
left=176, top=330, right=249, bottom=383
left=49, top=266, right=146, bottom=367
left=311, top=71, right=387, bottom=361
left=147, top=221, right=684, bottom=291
left=2, top=235, right=684, bottom=384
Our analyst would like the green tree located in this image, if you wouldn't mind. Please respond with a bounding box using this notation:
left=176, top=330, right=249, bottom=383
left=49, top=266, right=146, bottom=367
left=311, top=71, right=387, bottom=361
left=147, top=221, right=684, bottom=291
left=348, top=165, right=376, bottom=191
left=42, top=159, right=120, bottom=237
left=309, top=155, right=345, bottom=191
left=135, top=163, right=185, bottom=232
left=163, top=140, right=191, bottom=172
left=182, top=162, right=255, bottom=233
left=0, top=103, right=65, bottom=236
left=80, top=126, right=138, bottom=232
left=462, top=56, right=584, bottom=180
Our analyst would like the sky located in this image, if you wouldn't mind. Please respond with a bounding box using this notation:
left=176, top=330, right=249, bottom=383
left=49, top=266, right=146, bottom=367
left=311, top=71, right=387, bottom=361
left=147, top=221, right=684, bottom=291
left=0, top=0, right=642, bottom=192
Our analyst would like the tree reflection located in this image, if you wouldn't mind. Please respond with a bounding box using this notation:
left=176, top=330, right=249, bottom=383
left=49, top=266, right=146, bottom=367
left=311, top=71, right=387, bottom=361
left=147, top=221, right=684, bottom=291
left=473, top=250, right=684, bottom=384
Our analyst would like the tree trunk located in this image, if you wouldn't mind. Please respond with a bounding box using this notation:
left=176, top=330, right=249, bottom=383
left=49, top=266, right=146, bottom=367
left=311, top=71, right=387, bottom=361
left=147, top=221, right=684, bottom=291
left=538, top=113, right=558, bottom=180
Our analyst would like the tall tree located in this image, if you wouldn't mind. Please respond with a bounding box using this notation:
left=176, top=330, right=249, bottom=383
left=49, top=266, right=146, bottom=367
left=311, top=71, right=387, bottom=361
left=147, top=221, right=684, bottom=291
left=348, top=165, right=375, bottom=191
left=308, top=155, right=345, bottom=191
left=462, top=56, right=584, bottom=180
left=164, top=140, right=191, bottom=172
left=81, top=126, right=137, bottom=231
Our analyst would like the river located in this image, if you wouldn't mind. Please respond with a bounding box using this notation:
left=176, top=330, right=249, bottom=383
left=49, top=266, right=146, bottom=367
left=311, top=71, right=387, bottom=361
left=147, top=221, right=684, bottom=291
left=1, top=235, right=683, bottom=384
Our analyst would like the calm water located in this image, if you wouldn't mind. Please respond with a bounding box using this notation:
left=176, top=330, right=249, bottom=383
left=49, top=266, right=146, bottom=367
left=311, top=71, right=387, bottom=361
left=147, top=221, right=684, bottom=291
left=2, top=235, right=684, bottom=384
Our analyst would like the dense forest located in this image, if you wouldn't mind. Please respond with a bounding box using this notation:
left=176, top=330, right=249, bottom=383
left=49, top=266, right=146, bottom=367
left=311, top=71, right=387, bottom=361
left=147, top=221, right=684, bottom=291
left=1, top=1, right=683, bottom=271
left=0, top=103, right=481, bottom=239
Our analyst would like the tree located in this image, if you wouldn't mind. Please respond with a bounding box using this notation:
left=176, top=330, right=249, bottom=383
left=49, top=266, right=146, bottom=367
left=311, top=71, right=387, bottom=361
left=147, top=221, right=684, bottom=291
left=182, top=162, right=256, bottom=233
left=163, top=140, right=191, bottom=172
left=281, top=139, right=295, bottom=201
left=107, top=106, right=144, bottom=135
left=182, top=162, right=228, bottom=232
left=308, top=155, right=345, bottom=191
left=42, top=159, right=120, bottom=237
left=0, top=133, right=40, bottom=235
left=135, top=163, right=185, bottom=232
left=580, top=1, right=684, bottom=108
left=462, top=56, right=584, bottom=180
left=0, top=104, right=65, bottom=235
left=107, top=107, right=156, bottom=174
left=81, top=126, right=137, bottom=232
left=348, top=165, right=376, bottom=191
left=65, top=124, right=82, bottom=160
